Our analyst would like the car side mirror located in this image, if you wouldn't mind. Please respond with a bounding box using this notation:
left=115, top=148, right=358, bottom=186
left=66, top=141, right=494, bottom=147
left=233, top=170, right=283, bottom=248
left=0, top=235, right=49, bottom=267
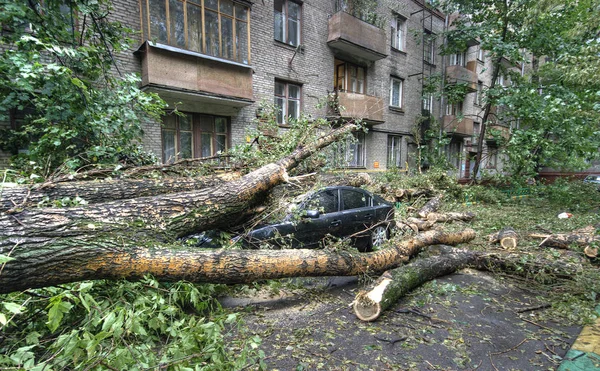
left=303, top=209, right=320, bottom=219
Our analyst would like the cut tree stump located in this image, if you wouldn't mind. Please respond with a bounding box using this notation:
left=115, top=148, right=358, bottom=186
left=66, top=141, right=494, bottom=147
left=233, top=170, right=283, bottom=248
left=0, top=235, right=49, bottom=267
left=489, top=227, right=518, bottom=249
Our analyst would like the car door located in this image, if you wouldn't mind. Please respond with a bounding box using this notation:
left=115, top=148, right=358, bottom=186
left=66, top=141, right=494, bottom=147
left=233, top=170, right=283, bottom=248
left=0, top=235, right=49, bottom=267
left=340, top=188, right=373, bottom=245
left=292, top=188, right=343, bottom=247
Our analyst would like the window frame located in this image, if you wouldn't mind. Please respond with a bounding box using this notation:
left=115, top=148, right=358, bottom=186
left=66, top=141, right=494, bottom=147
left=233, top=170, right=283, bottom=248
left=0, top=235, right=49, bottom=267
left=391, top=14, right=406, bottom=51
left=161, top=112, right=230, bottom=164
left=387, top=135, right=403, bottom=168
left=445, top=101, right=463, bottom=116
left=475, top=81, right=483, bottom=106
left=274, top=80, right=302, bottom=125
left=274, top=0, right=302, bottom=47
left=333, top=131, right=366, bottom=168
left=423, top=30, right=435, bottom=64
left=448, top=51, right=466, bottom=66
left=389, top=76, right=403, bottom=109
left=422, top=93, right=434, bottom=113
left=140, top=0, right=251, bottom=65
left=335, top=60, right=366, bottom=94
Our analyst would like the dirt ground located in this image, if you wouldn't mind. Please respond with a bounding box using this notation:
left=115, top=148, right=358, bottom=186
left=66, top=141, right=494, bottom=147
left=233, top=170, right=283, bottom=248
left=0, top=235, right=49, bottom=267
left=222, top=270, right=581, bottom=370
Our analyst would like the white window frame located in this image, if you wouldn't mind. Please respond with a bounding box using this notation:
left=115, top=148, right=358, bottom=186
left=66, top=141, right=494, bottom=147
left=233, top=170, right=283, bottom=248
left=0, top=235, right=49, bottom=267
left=391, top=15, right=406, bottom=51
left=449, top=51, right=466, bottom=66
left=422, top=93, right=433, bottom=113
left=274, top=0, right=301, bottom=47
left=389, top=77, right=403, bottom=108
left=445, top=101, right=463, bottom=116
left=387, top=135, right=403, bottom=168
left=423, top=31, right=435, bottom=64
left=274, top=80, right=301, bottom=125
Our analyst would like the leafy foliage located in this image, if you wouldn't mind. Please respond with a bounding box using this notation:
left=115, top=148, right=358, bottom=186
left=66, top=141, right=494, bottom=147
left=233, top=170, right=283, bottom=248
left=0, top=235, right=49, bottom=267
left=0, top=278, right=264, bottom=370
left=0, top=0, right=166, bottom=178
left=439, top=0, right=600, bottom=180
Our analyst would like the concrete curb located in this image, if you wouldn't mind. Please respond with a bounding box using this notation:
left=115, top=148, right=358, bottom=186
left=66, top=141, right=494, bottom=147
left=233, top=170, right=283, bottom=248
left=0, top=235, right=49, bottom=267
left=558, top=305, right=600, bottom=371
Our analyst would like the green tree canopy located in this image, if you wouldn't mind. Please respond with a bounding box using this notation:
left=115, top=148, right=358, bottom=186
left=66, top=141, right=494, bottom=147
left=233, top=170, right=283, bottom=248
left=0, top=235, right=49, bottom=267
left=0, top=0, right=166, bottom=177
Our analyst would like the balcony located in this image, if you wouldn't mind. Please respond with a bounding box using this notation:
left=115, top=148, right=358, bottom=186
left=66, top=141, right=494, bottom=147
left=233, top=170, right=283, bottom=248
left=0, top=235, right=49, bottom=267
left=446, top=64, right=478, bottom=92
left=138, top=42, right=253, bottom=114
left=442, top=115, right=474, bottom=136
left=329, top=91, right=384, bottom=123
left=487, top=124, right=510, bottom=141
left=327, top=11, right=387, bottom=64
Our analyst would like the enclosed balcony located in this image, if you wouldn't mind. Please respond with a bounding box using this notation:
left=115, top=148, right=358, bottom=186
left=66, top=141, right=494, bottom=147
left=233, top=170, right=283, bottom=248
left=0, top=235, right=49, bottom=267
left=329, top=91, right=384, bottom=124
left=327, top=11, right=387, bottom=64
left=446, top=63, right=478, bottom=92
left=487, top=124, right=510, bottom=141
left=442, top=115, right=474, bottom=136
left=138, top=42, right=253, bottom=114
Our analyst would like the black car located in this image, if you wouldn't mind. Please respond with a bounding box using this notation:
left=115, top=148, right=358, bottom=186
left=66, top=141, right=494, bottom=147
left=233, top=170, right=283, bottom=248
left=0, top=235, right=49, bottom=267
left=238, top=186, right=395, bottom=251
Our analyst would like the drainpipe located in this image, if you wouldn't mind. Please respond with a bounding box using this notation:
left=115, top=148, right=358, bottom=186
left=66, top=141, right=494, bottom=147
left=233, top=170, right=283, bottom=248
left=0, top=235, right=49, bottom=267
left=439, top=13, right=449, bottom=156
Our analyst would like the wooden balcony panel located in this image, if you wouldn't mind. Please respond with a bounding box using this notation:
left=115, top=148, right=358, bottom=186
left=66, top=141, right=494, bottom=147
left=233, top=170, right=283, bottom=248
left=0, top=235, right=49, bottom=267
left=443, top=115, right=474, bottom=136
left=327, top=11, right=387, bottom=63
left=140, top=43, right=253, bottom=101
left=446, top=65, right=478, bottom=91
left=332, top=92, right=384, bottom=123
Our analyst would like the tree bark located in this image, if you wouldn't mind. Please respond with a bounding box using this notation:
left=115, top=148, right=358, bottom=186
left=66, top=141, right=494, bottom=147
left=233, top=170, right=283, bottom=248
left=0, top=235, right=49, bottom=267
left=0, top=176, right=235, bottom=212
left=0, top=228, right=476, bottom=294
left=531, top=233, right=600, bottom=249
left=489, top=227, right=518, bottom=249
left=417, top=195, right=443, bottom=218
left=425, top=212, right=475, bottom=223
left=353, top=245, right=583, bottom=321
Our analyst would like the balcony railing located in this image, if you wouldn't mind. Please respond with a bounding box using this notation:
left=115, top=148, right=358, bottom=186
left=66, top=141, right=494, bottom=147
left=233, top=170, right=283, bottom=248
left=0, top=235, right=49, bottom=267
left=446, top=64, right=478, bottom=92
left=329, top=91, right=384, bottom=123
left=139, top=42, right=253, bottom=103
left=442, top=115, right=474, bottom=136
left=327, top=11, right=387, bottom=64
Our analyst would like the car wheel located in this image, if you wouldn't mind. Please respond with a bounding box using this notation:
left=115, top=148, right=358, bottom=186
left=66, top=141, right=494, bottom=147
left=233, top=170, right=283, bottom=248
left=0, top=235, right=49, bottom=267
left=370, top=225, right=389, bottom=248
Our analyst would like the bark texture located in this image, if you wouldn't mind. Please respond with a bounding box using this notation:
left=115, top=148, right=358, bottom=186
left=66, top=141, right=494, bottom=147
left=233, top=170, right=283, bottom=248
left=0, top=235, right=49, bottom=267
left=489, top=227, right=518, bottom=249
left=0, top=229, right=476, bottom=294
left=353, top=245, right=583, bottom=322
left=532, top=233, right=600, bottom=249
left=0, top=176, right=235, bottom=212
left=417, top=195, right=442, bottom=218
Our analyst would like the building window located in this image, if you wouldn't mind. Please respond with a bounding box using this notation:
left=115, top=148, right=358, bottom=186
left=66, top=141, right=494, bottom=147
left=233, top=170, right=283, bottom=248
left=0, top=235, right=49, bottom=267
left=475, top=81, right=483, bottom=106
left=448, top=51, right=466, bottom=66
left=387, top=135, right=403, bottom=168
left=335, top=60, right=366, bottom=94
left=391, top=15, right=406, bottom=51
left=445, top=101, right=463, bottom=116
left=274, top=0, right=301, bottom=46
left=161, top=112, right=229, bottom=163
left=477, top=47, right=484, bottom=62
left=140, top=0, right=250, bottom=64
left=422, top=93, right=434, bottom=113
left=333, top=132, right=365, bottom=168
left=389, top=77, right=403, bottom=108
left=423, top=31, right=435, bottom=64
left=274, top=80, right=301, bottom=124
left=496, top=74, right=505, bottom=87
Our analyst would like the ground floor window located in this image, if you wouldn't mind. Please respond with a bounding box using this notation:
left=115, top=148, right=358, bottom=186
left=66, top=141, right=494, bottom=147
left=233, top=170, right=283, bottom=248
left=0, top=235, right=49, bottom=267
left=161, top=112, right=229, bottom=163
left=332, top=132, right=365, bottom=168
left=387, top=135, right=402, bottom=168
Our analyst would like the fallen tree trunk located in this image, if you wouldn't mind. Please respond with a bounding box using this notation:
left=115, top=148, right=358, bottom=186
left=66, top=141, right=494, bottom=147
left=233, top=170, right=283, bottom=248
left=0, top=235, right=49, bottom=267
left=425, top=212, right=475, bottom=223
left=531, top=233, right=600, bottom=249
left=417, top=195, right=442, bottom=218
left=0, top=228, right=476, bottom=294
left=0, top=123, right=366, bottom=293
left=489, top=227, right=518, bottom=249
left=353, top=245, right=583, bottom=321
left=0, top=175, right=236, bottom=212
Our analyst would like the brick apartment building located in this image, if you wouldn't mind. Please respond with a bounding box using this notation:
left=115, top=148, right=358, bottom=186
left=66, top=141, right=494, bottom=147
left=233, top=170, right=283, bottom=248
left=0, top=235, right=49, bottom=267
left=0, top=0, right=505, bottom=177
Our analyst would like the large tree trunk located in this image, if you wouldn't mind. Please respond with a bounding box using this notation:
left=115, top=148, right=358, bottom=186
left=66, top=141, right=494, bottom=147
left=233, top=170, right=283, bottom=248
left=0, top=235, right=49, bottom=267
left=0, top=176, right=236, bottom=212
left=0, top=123, right=402, bottom=293
left=353, top=245, right=583, bottom=321
left=0, top=228, right=476, bottom=294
